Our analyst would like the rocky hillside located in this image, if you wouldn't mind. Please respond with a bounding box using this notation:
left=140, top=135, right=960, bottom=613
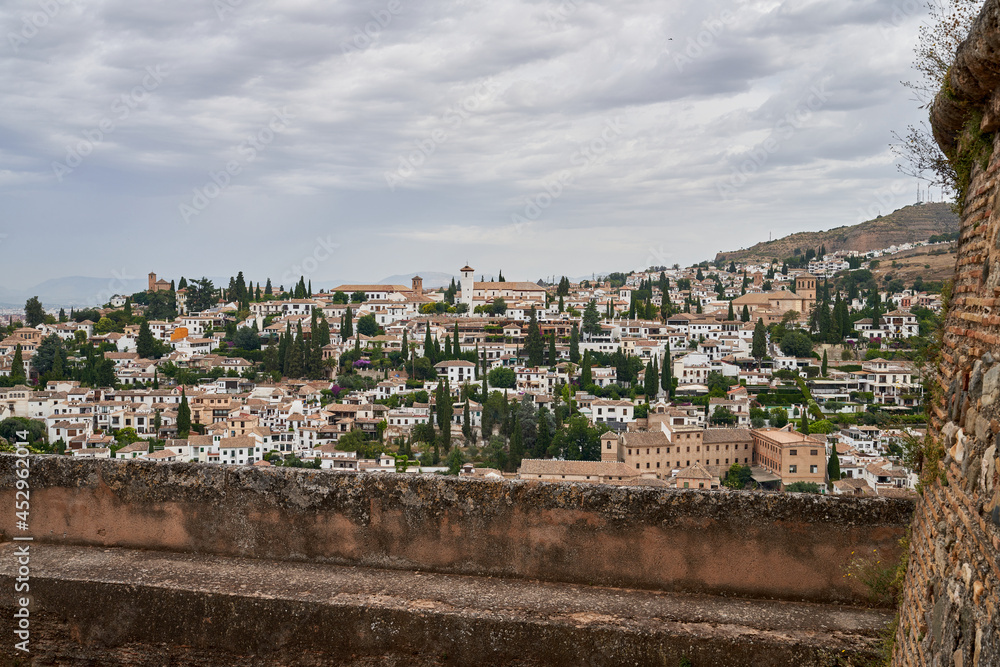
left=714, top=202, right=958, bottom=264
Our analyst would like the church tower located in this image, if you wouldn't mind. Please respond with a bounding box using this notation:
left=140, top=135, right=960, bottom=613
left=460, top=265, right=475, bottom=306
left=795, top=273, right=817, bottom=308
left=601, top=431, right=621, bottom=462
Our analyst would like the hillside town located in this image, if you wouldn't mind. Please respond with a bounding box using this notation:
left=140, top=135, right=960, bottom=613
left=0, top=244, right=945, bottom=497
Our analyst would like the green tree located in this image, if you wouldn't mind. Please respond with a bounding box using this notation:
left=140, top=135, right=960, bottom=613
left=582, top=300, right=601, bottom=338
left=10, top=344, right=25, bottom=383
left=32, top=335, right=66, bottom=376
left=524, top=306, right=544, bottom=366
left=644, top=357, right=658, bottom=402
left=24, top=296, right=45, bottom=327
left=569, top=324, right=580, bottom=363
left=233, top=325, right=260, bottom=351
left=581, top=349, right=592, bottom=387
left=661, top=345, right=672, bottom=396
left=769, top=407, right=788, bottom=428
left=462, top=400, right=472, bottom=440
left=186, top=278, right=217, bottom=313
left=821, top=349, right=828, bottom=376
left=722, top=463, right=753, bottom=490
left=784, top=482, right=822, bottom=493
left=356, top=314, right=378, bottom=337
left=436, top=378, right=453, bottom=452
left=340, top=306, right=353, bottom=341
left=828, top=446, right=841, bottom=484
left=779, top=330, right=813, bottom=358
left=751, top=319, right=767, bottom=361
left=487, top=366, right=516, bottom=388
left=741, top=304, right=751, bottom=322
left=137, top=320, right=159, bottom=359
left=176, top=389, right=191, bottom=438
left=446, top=446, right=466, bottom=475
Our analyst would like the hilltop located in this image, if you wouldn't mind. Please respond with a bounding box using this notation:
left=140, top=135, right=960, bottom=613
left=714, top=202, right=959, bottom=264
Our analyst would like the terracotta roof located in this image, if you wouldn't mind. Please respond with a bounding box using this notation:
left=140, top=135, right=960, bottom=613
left=518, top=459, right=636, bottom=478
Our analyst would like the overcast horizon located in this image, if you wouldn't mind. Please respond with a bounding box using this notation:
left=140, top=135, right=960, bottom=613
left=1, top=0, right=941, bottom=292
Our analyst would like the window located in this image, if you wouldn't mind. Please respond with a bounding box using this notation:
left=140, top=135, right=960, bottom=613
left=789, top=449, right=797, bottom=456
left=810, top=449, right=818, bottom=456
left=646, top=462, right=650, bottom=468
left=810, top=465, right=818, bottom=474
left=789, top=465, right=797, bottom=473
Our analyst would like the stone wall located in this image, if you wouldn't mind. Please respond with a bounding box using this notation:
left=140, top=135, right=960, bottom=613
left=0, top=455, right=912, bottom=606
left=893, top=3, right=1000, bottom=665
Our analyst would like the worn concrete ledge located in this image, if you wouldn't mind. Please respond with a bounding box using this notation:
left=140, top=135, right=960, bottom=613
left=0, top=455, right=914, bottom=606
left=0, top=543, right=893, bottom=667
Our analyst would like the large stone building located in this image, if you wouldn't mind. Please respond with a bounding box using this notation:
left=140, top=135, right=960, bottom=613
left=458, top=265, right=547, bottom=309
left=730, top=272, right=817, bottom=324
left=147, top=272, right=172, bottom=293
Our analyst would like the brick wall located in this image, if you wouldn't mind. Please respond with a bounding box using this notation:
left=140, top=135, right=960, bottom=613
left=893, top=3, right=1000, bottom=663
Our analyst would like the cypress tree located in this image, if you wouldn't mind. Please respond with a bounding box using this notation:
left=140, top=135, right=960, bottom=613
left=827, top=446, right=841, bottom=484
left=343, top=306, right=353, bottom=340
left=463, top=400, right=472, bottom=440
left=177, top=389, right=191, bottom=438
left=644, top=358, right=656, bottom=403
left=11, top=345, right=24, bottom=383
left=751, top=319, right=767, bottom=362
left=569, top=324, right=580, bottom=363
left=424, top=325, right=433, bottom=360
left=821, top=349, right=828, bottom=376
left=661, top=344, right=672, bottom=396
left=741, top=304, right=750, bottom=323
left=525, top=307, right=544, bottom=367
left=581, top=350, right=592, bottom=387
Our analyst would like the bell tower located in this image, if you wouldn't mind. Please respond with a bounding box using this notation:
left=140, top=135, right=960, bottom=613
left=460, top=265, right=475, bottom=306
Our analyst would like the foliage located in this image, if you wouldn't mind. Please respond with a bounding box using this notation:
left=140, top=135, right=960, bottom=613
left=487, top=366, right=516, bottom=388
left=779, top=330, right=813, bottom=358
left=24, top=296, right=45, bottom=327
left=768, top=407, right=789, bottom=427
left=808, top=419, right=837, bottom=434
left=722, top=463, right=754, bottom=490
left=0, top=417, right=46, bottom=446
left=784, top=482, right=822, bottom=494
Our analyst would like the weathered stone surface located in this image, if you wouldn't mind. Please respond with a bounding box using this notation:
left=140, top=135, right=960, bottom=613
left=0, top=543, right=893, bottom=667
left=901, top=5, right=1000, bottom=662
left=983, top=366, right=1000, bottom=406
left=0, top=455, right=913, bottom=606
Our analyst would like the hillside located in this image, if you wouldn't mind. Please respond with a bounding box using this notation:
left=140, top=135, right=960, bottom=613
left=714, top=202, right=959, bottom=264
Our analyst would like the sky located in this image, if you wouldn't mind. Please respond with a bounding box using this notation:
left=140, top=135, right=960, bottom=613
left=0, top=0, right=942, bottom=292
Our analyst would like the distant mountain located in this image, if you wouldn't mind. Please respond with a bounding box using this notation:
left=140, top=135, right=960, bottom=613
left=377, top=271, right=457, bottom=289
left=714, top=202, right=959, bottom=264
left=0, top=276, right=149, bottom=309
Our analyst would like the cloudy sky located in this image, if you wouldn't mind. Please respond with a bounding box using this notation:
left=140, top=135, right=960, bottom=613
left=0, top=0, right=938, bottom=291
